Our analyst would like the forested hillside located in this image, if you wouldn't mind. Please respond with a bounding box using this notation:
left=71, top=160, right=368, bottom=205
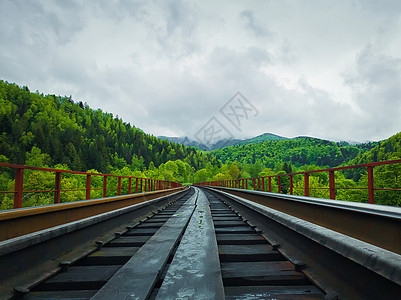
left=0, top=80, right=215, bottom=173
left=212, top=137, right=378, bottom=169
left=343, top=131, right=401, bottom=182
left=347, top=132, right=401, bottom=165
left=234, top=132, right=288, bottom=146
left=1, top=80, right=400, bottom=208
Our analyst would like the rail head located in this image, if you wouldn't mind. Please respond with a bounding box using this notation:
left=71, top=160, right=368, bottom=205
left=0, top=198, right=156, bottom=257
left=206, top=186, right=401, bottom=256
left=0, top=187, right=186, bottom=221
left=0, top=188, right=190, bottom=299
left=210, top=186, right=401, bottom=220
left=205, top=187, right=401, bottom=298
left=0, top=187, right=188, bottom=242
left=223, top=189, right=401, bottom=282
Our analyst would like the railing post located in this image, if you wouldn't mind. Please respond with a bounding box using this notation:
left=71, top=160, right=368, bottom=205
left=268, top=177, right=272, bottom=192
left=245, top=179, right=248, bottom=189
left=135, top=178, right=139, bottom=193
left=278, top=176, right=281, bottom=194
left=329, top=171, right=336, bottom=200
left=117, top=177, right=122, bottom=196
left=289, top=175, right=293, bottom=195
left=86, top=174, right=91, bottom=200
left=128, top=178, right=132, bottom=194
left=261, top=178, right=265, bottom=191
left=257, top=178, right=261, bottom=191
left=140, top=178, right=143, bottom=192
left=367, top=166, right=375, bottom=204
left=304, top=173, right=309, bottom=197
left=103, top=176, right=107, bottom=197
left=14, top=168, right=24, bottom=208
left=252, top=178, right=256, bottom=190
left=54, top=171, right=61, bottom=204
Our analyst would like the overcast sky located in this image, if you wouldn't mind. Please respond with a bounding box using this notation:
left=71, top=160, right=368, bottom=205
left=1, top=0, right=401, bottom=143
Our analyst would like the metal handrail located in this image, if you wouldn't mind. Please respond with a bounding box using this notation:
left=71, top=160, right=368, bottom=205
left=0, top=162, right=181, bottom=209
left=194, top=159, right=401, bottom=204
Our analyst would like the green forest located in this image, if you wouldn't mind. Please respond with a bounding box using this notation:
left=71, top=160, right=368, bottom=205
left=1, top=80, right=400, bottom=209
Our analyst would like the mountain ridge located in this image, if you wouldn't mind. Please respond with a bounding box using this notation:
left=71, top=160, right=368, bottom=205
left=159, top=132, right=367, bottom=151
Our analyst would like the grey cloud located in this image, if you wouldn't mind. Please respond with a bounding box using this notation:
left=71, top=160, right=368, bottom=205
left=359, top=0, right=401, bottom=16
left=343, top=44, right=401, bottom=139
left=0, top=0, right=85, bottom=46
left=239, top=10, right=271, bottom=38
left=151, top=1, right=200, bottom=59
left=1, top=1, right=401, bottom=143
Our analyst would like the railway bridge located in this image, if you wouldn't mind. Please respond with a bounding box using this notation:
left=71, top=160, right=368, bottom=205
left=0, top=162, right=401, bottom=299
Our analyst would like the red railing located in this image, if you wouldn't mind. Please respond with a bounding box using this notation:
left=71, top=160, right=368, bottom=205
left=194, top=159, right=401, bottom=204
left=0, top=162, right=181, bottom=209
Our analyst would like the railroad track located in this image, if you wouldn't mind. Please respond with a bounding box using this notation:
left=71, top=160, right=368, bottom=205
left=1, top=187, right=401, bottom=299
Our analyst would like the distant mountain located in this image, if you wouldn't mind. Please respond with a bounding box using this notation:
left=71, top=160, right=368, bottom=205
left=158, top=132, right=377, bottom=152
left=158, top=136, right=208, bottom=150
left=157, top=136, right=242, bottom=151
left=235, top=133, right=288, bottom=146
left=212, top=136, right=380, bottom=169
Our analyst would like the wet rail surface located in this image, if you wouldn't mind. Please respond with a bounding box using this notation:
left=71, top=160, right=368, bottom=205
left=23, top=189, right=196, bottom=299
left=13, top=187, right=326, bottom=300
left=207, top=191, right=324, bottom=299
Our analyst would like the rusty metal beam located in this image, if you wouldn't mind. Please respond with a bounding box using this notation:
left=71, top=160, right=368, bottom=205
left=0, top=188, right=189, bottom=300
left=54, top=172, right=61, bottom=204
left=207, top=187, right=401, bottom=300
left=209, top=187, right=401, bottom=255
left=0, top=187, right=187, bottom=242
left=14, top=168, right=24, bottom=209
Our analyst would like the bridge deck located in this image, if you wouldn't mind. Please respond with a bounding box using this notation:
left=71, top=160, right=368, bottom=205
left=21, top=187, right=323, bottom=299
left=2, top=186, right=401, bottom=299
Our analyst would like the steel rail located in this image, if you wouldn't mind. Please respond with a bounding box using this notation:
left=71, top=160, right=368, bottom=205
left=207, top=187, right=401, bottom=255
left=3, top=187, right=324, bottom=300
left=204, top=187, right=401, bottom=299
left=3, top=186, right=400, bottom=299
left=0, top=187, right=187, bottom=241
left=0, top=188, right=190, bottom=300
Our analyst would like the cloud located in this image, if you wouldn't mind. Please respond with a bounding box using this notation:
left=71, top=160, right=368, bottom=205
left=343, top=44, right=401, bottom=140
left=240, top=9, right=271, bottom=38
left=1, top=0, right=401, bottom=143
